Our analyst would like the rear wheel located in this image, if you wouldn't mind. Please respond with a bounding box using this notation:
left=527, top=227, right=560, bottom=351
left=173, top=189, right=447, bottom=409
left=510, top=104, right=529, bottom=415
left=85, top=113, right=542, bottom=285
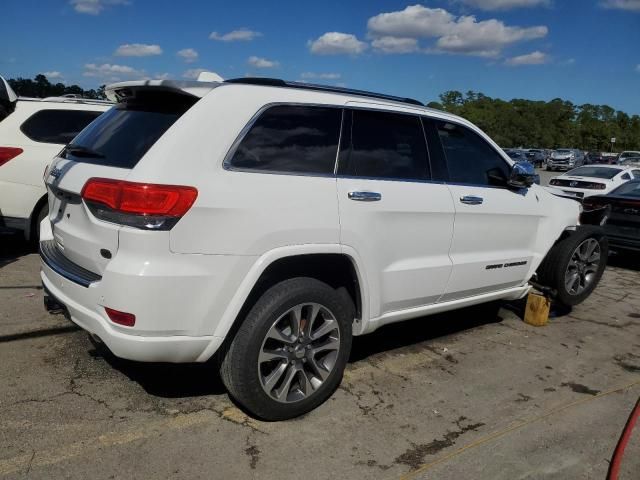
left=537, top=226, right=608, bottom=307
left=220, top=277, right=353, bottom=420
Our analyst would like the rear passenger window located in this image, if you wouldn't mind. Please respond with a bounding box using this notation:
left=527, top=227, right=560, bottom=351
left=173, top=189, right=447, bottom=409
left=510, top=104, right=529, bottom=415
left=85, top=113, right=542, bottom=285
left=622, top=173, right=631, bottom=180
left=342, top=109, right=429, bottom=181
left=230, top=105, right=341, bottom=174
left=436, top=121, right=509, bottom=186
left=20, top=109, right=103, bottom=144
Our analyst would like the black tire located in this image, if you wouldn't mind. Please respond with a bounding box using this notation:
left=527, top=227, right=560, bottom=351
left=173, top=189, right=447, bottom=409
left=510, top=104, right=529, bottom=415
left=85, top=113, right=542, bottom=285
left=219, top=277, right=354, bottom=421
left=537, top=226, right=608, bottom=307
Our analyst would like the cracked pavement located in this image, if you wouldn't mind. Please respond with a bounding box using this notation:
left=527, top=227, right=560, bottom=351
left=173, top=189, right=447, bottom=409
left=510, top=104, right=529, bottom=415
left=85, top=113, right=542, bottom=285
left=1, top=231, right=639, bottom=479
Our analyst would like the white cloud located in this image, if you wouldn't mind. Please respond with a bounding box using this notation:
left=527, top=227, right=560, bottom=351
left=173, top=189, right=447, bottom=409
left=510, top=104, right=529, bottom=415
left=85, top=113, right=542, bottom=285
left=69, top=0, right=128, bottom=15
left=436, top=17, right=547, bottom=57
left=114, top=43, right=162, bottom=57
left=182, top=68, right=209, bottom=79
left=367, top=5, right=548, bottom=57
left=42, top=71, right=63, bottom=79
left=600, top=0, right=640, bottom=11
left=83, top=63, right=144, bottom=82
left=636, top=64, right=640, bottom=72
left=457, top=0, right=550, bottom=10
left=300, top=72, right=342, bottom=80
left=308, top=32, right=368, bottom=55
left=154, top=72, right=171, bottom=80
left=177, top=48, right=199, bottom=63
left=505, top=50, right=548, bottom=65
left=209, top=29, right=262, bottom=42
left=372, top=36, right=420, bottom=54
left=368, top=5, right=456, bottom=38
left=247, top=56, right=279, bottom=68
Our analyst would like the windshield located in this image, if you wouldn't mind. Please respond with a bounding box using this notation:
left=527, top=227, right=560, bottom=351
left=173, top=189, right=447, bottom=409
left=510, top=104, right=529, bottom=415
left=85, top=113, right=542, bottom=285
left=565, top=166, right=621, bottom=179
left=611, top=181, right=640, bottom=197
left=620, top=151, right=640, bottom=159
left=555, top=149, right=572, bottom=154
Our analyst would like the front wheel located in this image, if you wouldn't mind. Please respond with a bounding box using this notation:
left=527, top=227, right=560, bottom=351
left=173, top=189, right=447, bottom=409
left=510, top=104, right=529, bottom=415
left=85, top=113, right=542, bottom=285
left=537, top=226, right=608, bottom=307
left=219, top=277, right=354, bottom=420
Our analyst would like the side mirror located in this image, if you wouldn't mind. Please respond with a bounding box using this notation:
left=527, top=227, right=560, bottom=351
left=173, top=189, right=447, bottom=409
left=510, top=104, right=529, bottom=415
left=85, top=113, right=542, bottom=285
left=508, top=161, right=537, bottom=188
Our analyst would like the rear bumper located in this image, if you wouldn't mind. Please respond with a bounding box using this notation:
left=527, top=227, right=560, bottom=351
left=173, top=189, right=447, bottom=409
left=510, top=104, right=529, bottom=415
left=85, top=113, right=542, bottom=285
left=41, top=264, right=215, bottom=362
left=607, top=235, right=640, bottom=252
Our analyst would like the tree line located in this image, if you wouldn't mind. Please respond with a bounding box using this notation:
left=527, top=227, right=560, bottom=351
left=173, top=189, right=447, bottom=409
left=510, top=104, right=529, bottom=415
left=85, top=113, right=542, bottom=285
left=6, top=74, right=106, bottom=100
left=427, top=91, right=640, bottom=152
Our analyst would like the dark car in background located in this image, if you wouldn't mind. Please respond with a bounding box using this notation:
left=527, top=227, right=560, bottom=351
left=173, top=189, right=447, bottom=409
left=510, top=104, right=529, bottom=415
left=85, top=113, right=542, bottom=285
left=585, top=151, right=606, bottom=164
left=504, top=148, right=528, bottom=162
left=525, top=149, right=545, bottom=167
left=583, top=180, right=640, bottom=252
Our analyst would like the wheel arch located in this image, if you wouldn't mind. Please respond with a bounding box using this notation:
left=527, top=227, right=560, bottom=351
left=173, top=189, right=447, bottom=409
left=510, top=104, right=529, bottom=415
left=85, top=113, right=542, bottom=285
left=26, top=193, right=48, bottom=241
left=197, top=245, right=370, bottom=362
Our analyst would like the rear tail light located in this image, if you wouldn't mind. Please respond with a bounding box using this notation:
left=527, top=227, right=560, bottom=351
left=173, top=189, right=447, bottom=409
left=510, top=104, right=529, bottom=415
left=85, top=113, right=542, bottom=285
left=549, top=179, right=559, bottom=186
left=105, top=307, right=136, bottom=327
left=587, top=183, right=606, bottom=190
left=82, top=178, right=197, bottom=230
left=0, top=147, right=23, bottom=167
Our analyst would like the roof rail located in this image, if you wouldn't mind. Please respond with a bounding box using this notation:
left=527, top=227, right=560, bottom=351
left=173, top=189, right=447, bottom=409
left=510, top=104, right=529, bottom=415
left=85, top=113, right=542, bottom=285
left=224, top=77, right=425, bottom=107
left=21, top=96, right=114, bottom=105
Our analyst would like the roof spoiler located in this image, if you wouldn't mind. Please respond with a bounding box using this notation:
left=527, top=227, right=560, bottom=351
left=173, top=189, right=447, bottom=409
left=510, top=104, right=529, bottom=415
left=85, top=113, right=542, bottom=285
left=105, top=72, right=223, bottom=102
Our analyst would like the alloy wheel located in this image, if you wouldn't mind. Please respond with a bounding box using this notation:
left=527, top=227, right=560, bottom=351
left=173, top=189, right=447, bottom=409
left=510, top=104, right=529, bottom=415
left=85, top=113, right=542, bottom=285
left=564, top=238, right=601, bottom=295
left=258, top=303, right=341, bottom=403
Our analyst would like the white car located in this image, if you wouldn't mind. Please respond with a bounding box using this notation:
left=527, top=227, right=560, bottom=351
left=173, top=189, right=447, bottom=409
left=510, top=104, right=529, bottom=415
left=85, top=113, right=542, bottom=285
left=0, top=76, right=110, bottom=241
left=547, top=165, right=640, bottom=199
left=618, top=151, right=640, bottom=164
left=39, top=77, right=608, bottom=420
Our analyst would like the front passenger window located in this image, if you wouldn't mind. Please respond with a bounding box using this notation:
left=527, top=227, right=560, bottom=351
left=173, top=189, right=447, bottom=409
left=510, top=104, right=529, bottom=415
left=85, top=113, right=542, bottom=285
left=436, top=121, right=510, bottom=187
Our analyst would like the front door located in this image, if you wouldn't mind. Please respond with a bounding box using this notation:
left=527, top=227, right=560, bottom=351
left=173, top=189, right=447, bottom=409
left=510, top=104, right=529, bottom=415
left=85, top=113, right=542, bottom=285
left=427, top=119, right=542, bottom=302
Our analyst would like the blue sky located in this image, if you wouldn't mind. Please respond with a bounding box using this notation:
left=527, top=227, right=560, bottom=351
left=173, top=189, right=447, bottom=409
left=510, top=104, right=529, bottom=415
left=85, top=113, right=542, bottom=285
left=2, top=0, right=640, bottom=113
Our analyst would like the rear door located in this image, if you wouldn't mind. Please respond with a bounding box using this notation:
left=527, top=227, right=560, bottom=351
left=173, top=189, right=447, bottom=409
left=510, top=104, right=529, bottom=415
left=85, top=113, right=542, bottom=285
left=45, top=92, right=197, bottom=275
left=336, top=107, right=455, bottom=318
left=427, top=119, right=542, bottom=301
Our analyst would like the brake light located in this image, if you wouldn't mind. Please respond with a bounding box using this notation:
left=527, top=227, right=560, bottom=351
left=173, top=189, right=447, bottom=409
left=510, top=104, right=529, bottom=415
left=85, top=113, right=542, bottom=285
left=0, top=147, right=23, bottom=167
left=105, top=307, right=136, bottom=327
left=549, top=179, right=559, bottom=186
left=587, top=183, right=606, bottom=190
left=82, top=178, right=197, bottom=230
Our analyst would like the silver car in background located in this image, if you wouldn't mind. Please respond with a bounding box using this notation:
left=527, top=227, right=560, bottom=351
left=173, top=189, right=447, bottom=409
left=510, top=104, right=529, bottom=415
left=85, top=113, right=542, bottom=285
left=546, top=149, right=584, bottom=171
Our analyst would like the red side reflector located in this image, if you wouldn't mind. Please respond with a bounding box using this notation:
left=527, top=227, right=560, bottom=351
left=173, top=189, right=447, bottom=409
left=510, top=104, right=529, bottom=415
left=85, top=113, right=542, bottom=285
left=0, top=147, right=23, bottom=167
left=105, top=307, right=136, bottom=327
left=82, top=178, right=198, bottom=216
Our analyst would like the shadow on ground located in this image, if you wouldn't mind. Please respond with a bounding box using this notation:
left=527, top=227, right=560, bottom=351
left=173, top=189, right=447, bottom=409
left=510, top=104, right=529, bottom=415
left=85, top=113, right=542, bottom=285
left=608, top=249, right=640, bottom=271
left=87, top=302, right=507, bottom=401
left=0, top=232, right=35, bottom=269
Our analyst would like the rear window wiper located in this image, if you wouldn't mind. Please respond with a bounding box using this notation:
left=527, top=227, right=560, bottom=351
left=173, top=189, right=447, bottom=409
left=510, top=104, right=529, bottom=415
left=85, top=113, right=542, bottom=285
left=65, top=143, right=105, bottom=158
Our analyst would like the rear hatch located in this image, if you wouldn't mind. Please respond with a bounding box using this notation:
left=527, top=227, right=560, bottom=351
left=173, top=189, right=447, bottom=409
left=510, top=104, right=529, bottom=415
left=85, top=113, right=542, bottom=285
left=44, top=84, right=213, bottom=275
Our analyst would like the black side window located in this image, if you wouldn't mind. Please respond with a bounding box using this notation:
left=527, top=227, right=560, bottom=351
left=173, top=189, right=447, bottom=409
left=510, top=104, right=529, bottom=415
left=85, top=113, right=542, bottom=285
left=21, top=109, right=103, bottom=144
left=343, top=109, right=430, bottom=180
left=230, top=105, right=341, bottom=175
left=436, top=121, right=509, bottom=186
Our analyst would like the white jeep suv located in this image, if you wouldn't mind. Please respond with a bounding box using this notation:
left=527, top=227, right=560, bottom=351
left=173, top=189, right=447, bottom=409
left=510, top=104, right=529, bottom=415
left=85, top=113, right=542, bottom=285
left=40, top=78, right=608, bottom=420
left=0, top=76, right=110, bottom=241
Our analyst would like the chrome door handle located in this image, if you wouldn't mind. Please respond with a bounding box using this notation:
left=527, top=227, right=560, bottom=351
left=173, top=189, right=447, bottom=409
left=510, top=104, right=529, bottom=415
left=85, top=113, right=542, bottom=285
left=460, top=195, right=483, bottom=205
left=348, top=191, right=382, bottom=202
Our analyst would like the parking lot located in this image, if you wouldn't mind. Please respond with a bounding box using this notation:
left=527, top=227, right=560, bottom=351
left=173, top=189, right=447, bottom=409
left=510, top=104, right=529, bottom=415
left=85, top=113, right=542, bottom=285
left=1, top=169, right=639, bottom=480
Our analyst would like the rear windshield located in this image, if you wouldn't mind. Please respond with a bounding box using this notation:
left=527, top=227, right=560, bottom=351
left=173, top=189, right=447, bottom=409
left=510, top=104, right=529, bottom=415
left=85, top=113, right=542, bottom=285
left=565, top=166, right=621, bottom=179
left=61, top=93, right=196, bottom=169
left=611, top=181, right=640, bottom=197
